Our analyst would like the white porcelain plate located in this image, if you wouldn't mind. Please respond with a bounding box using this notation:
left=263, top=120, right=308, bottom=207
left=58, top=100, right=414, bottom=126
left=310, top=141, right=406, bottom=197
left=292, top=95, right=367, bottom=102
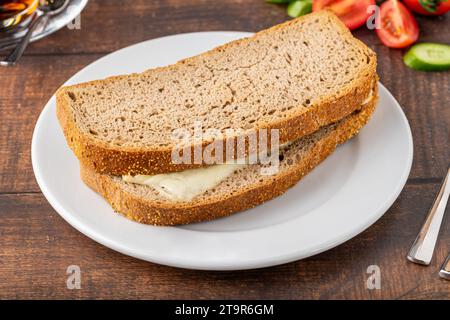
left=32, top=32, right=413, bottom=270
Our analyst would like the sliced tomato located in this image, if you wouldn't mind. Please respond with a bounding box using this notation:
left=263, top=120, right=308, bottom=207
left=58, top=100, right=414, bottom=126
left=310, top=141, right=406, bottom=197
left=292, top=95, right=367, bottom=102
left=403, top=0, right=450, bottom=16
left=312, top=0, right=375, bottom=30
left=376, top=0, right=419, bottom=48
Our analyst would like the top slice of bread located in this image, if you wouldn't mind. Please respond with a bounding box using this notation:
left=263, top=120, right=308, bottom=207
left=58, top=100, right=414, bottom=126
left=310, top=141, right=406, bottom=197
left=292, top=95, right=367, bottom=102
left=56, top=10, right=377, bottom=176
left=80, top=88, right=378, bottom=226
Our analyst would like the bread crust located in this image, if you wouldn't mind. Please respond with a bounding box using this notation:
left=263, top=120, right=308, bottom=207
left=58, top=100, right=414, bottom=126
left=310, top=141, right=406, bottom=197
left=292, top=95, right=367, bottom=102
left=57, top=11, right=378, bottom=176
left=79, top=89, right=378, bottom=226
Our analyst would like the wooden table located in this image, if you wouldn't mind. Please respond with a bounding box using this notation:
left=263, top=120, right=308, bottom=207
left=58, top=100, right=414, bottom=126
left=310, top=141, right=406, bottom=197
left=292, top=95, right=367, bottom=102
left=1, top=0, right=449, bottom=300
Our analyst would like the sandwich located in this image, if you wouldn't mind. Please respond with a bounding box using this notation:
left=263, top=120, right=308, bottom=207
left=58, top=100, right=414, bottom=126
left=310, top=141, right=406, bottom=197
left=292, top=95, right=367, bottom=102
left=56, top=11, right=378, bottom=225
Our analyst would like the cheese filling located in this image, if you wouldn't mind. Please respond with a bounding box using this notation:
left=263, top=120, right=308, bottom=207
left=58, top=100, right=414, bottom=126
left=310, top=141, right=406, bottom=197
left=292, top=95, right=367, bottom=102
left=122, top=89, right=374, bottom=202
left=361, top=87, right=374, bottom=105
left=123, top=163, right=245, bottom=202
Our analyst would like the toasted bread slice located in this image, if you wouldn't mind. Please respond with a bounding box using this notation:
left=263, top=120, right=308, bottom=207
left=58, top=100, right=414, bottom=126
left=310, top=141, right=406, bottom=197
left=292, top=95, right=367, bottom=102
left=79, top=90, right=378, bottom=226
left=58, top=10, right=377, bottom=176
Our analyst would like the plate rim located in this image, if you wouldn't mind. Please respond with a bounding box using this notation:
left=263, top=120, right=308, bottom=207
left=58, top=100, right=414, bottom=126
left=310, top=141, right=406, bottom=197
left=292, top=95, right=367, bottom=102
left=31, top=31, right=413, bottom=270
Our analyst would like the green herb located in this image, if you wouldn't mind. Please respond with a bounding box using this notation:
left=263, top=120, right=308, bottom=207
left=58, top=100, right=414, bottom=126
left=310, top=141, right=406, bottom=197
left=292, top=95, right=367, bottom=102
left=419, top=0, right=441, bottom=13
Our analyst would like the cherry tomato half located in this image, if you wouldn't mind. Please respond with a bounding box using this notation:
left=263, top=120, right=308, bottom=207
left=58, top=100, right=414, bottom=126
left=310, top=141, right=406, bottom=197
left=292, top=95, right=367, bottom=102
left=312, top=0, right=376, bottom=30
left=403, top=0, right=450, bottom=16
left=376, top=0, right=419, bottom=48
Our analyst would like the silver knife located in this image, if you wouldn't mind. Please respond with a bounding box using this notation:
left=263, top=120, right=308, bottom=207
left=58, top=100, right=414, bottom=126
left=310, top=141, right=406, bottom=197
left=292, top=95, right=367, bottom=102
left=407, top=166, right=450, bottom=265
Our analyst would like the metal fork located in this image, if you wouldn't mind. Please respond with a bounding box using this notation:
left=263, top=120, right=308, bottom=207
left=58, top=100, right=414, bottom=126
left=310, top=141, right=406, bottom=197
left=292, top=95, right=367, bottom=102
left=407, top=166, right=450, bottom=265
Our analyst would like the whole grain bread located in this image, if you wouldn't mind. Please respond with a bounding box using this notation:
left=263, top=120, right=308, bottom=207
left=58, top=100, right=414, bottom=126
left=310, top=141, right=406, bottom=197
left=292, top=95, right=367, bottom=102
left=80, top=88, right=378, bottom=226
left=57, top=10, right=377, bottom=176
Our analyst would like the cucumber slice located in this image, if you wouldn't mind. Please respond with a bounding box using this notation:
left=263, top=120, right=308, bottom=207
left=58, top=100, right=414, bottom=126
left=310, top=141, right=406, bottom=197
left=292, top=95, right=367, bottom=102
left=287, top=0, right=312, bottom=18
left=404, top=43, right=450, bottom=72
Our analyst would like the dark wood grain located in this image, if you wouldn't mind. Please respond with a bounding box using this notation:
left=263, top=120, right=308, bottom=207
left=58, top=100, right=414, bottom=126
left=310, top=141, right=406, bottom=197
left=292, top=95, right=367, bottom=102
left=0, top=55, right=102, bottom=193
left=0, top=0, right=449, bottom=299
left=0, top=184, right=449, bottom=299
left=11, top=0, right=450, bottom=55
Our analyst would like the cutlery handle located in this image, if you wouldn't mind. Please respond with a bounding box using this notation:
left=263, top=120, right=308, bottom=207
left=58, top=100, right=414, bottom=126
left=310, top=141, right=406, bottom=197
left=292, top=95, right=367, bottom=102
left=407, top=167, right=450, bottom=265
left=0, top=13, right=47, bottom=67
left=440, top=253, right=450, bottom=280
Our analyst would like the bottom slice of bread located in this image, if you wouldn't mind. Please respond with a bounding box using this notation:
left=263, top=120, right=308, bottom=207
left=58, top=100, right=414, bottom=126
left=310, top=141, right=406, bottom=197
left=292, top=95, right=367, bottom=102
left=80, top=93, right=378, bottom=226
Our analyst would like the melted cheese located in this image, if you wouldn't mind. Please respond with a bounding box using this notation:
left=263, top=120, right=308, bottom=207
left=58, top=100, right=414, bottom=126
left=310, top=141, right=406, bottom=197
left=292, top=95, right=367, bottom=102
left=123, top=163, right=245, bottom=202
left=362, top=87, right=374, bottom=105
